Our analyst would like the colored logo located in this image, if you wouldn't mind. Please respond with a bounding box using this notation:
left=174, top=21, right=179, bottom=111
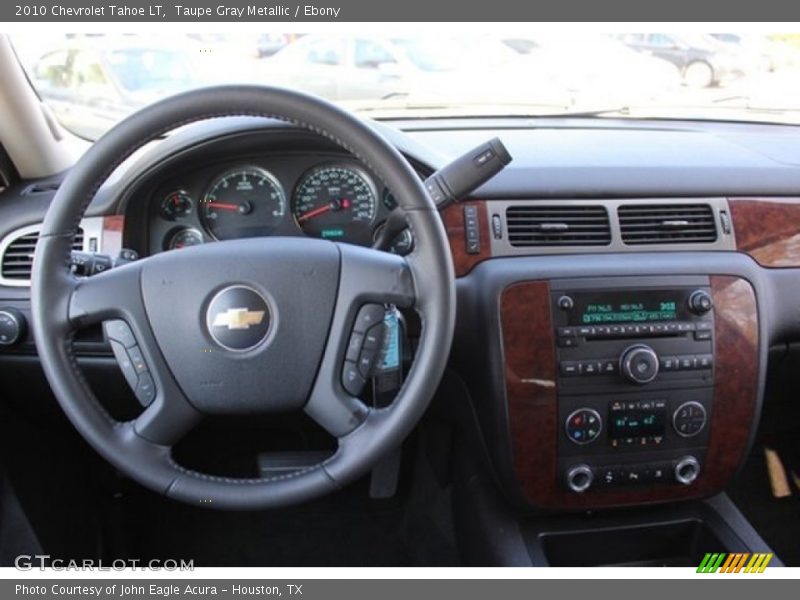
left=206, top=285, right=271, bottom=352
left=697, top=553, right=773, bottom=573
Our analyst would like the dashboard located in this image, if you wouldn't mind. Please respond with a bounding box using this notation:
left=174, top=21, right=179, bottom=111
left=4, top=115, right=800, bottom=514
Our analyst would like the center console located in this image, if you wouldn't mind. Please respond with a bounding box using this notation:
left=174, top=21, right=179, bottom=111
left=498, top=273, right=760, bottom=510
left=552, top=277, right=714, bottom=494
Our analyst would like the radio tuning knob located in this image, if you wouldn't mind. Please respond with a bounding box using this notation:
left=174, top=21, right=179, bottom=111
left=619, top=344, right=659, bottom=384
left=688, top=290, right=713, bottom=315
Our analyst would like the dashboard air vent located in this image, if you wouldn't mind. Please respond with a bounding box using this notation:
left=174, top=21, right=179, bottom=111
left=618, top=204, right=717, bottom=245
left=1, top=228, right=83, bottom=281
left=505, top=205, right=611, bottom=247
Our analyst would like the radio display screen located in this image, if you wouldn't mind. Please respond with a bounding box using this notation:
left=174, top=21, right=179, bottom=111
left=568, top=289, right=691, bottom=325
left=608, top=401, right=666, bottom=439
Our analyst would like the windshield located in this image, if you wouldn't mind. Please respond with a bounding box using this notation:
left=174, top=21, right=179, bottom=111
left=11, top=31, right=800, bottom=140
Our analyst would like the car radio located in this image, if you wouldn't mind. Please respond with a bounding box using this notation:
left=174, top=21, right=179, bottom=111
left=550, top=276, right=715, bottom=494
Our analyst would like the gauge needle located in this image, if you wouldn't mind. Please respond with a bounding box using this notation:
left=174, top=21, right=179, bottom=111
left=298, top=199, right=351, bottom=223
left=298, top=204, right=332, bottom=223
left=206, top=202, right=240, bottom=211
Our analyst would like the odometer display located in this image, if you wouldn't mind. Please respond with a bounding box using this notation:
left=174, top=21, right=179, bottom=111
left=292, top=165, right=377, bottom=245
left=200, top=167, right=286, bottom=240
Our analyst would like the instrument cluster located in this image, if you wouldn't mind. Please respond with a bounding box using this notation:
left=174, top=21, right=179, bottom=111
left=149, top=157, right=412, bottom=256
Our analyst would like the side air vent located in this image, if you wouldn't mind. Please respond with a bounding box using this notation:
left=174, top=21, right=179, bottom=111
left=618, top=204, right=717, bottom=245
left=505, top=205, right=611, bottom=247
left=23, top=181, right=61, bottom=195
left=1, top=228, right=83, bottom=281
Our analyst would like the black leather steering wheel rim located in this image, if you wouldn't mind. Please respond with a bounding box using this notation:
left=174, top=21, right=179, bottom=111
left=30, top=85, right=456, bottom=510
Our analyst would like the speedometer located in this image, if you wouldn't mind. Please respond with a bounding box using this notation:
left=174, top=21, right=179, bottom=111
left=200, top=167, right=286, bottom=240
left=292, top=165, right=377, bottom=245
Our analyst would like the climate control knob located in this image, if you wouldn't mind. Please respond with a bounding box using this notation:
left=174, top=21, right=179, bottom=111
left=674, top=456, right=701, bottom=485
left=0, top=308, right=26, bottom=346
left=565, top=464, right=594, bottom=493
left=688, top=290, right=713, bottom=315
left=619, top=344, right=659, bottom=384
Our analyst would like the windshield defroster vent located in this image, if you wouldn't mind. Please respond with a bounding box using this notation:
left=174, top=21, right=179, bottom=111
left=618, top=204, right=717, bottom=245
left=1, top=228, right=83, bottom=281
left=505, top=205, right=611, bottom=247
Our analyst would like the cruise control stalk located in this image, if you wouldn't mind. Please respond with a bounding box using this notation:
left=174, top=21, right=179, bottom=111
left=373, top=137, right=511, bottom=250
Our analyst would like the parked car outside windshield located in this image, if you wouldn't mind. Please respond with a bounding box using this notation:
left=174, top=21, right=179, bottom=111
left=11, top=32, right=800, bottom=140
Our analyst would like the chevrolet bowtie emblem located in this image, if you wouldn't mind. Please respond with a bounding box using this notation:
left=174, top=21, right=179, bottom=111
left=212, top=308, right=266, bottom=330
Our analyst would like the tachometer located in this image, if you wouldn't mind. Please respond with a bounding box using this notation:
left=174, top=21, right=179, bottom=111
left=200, top=167, right=286, bottom=240
left=292, top=165, right=377, bottom=245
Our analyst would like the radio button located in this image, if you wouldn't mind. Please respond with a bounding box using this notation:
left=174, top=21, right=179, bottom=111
left=558, top=336, right=578, bottom=348
left=582, top=361, right=599, bottom=375
left=560, top=361, right=580, bottom=377
left=694, top=329, right=712, bottom=341
left=660, top=355, right=679, bottom=371
left=678, top=355, right=695, bottom=370
left=696, top=354, right=713, bottom=369
left=597, top=466, right=621, bottom=487
left=577, top=326, right=595, bottom=337
left=558, top=327, right=575, bottom=337
left=601, top=360, right=617, bottom=374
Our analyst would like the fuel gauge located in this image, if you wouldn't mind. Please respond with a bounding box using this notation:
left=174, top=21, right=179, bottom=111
left=160, top=190, right=193, bottom=220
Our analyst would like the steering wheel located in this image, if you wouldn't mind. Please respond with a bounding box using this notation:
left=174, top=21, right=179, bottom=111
left=30, top=86, right=455, bottom=510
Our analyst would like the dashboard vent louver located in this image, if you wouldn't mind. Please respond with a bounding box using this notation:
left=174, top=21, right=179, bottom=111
left=1, top=228, right=83, bottom=281
left=618, top=204, right=717, bottom=245
left=505, top=205, right=611, bottom=247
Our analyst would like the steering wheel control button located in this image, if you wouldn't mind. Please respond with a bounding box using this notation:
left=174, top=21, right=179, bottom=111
left=342, top=361, right=367, bottom=396
left=0, top=308, right=26, bottom=346
left=109, top=339, right=140, bottom=391
left=363, top=324, right=384, bottom=350
left=345, top=332, right=365, bottom=362
left=354, top=304, right=386, bottom=333
left=104, top=320, right=137, bottom=348
left=674, top=456, right=701, bottom=485
left=673, top=401, right=707, bottom=437
left=127, top=345, right=148, bottom=374
left=565, top=408, right=602, bottom=445
left=620, top=344, right=659, bottom=384
left=206, top=285, right=271, bottom=352
left=565, top=464, right=594, bottom=493
left=134, top=372, right=156, bottom=407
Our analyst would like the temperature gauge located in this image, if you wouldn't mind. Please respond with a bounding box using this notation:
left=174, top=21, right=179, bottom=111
left=160, top=190, right=193, bottom=220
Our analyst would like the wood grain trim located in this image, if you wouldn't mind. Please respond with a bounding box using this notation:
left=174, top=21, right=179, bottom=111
left=101, top=215, right=124, bottom=257
left=441, top=200, right=491, bottom=277
left=501, top=276, right=759, bottom=509
left=501, top=281, right=558, bottom=504
left=729, top=197, right=800, bottom=267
